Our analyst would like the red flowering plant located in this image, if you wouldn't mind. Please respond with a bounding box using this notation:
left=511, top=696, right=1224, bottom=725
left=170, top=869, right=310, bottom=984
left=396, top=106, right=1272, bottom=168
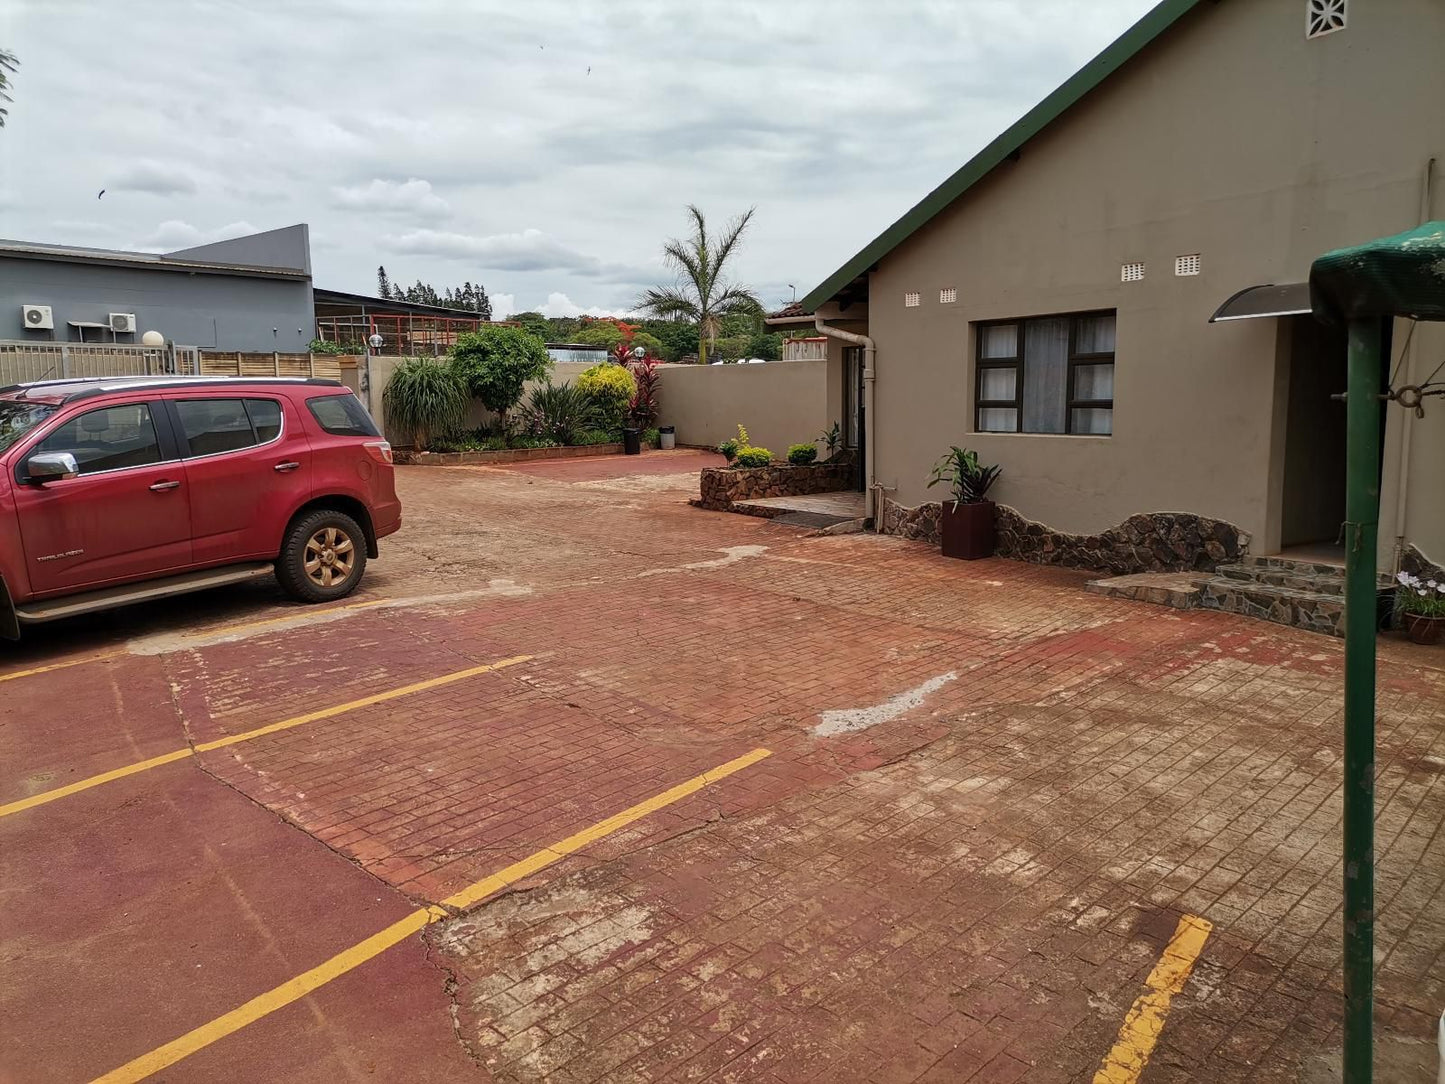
left=627, top=356, right=661, bottom=429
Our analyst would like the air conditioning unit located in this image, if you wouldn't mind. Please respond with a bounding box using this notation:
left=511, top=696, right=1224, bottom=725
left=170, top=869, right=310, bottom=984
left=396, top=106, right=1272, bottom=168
left=22, top=304, right=54, bottom=330
left=109, top=312, right=138, bottom=334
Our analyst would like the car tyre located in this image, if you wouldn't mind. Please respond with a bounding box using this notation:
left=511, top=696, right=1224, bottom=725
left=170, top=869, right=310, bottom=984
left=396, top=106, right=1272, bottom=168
left=276, top=509, right=367, bottom=603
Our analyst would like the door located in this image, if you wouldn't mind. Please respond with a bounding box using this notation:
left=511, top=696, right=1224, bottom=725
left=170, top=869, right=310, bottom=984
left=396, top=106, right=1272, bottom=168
left=13, top=400, right=192, bottom=595
left=843, top=346, right=866, bottom=492
left=165, top=395, right=312, bottom=565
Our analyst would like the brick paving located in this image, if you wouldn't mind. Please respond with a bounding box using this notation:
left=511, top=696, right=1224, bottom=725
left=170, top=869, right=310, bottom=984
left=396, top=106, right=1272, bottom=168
left=3, top=449, right=1444, bottom=1082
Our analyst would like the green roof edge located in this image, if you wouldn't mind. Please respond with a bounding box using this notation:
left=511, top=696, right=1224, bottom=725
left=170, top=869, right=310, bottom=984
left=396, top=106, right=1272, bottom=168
left=800, top=0, right=1209, bottom=312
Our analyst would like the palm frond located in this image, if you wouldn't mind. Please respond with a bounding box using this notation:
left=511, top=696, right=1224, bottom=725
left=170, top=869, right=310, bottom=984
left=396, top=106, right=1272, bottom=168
left=711, top=285, right=764, bottom=318
left=635, top=287, right=700, bottom=321
left=710, top=207, right=756, bottom=280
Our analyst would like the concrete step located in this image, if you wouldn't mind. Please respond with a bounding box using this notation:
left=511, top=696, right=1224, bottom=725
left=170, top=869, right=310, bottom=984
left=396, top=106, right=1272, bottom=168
left=1084, top=572, right=1209, bottom=610
left=1198, top=578, right=1345, bottom=637
left=1216, top=560, right=1393, bottom=597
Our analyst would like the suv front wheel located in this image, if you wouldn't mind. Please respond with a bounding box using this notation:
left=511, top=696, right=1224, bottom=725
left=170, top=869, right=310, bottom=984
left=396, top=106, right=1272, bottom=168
left=276, top=509, right=368, bottom=603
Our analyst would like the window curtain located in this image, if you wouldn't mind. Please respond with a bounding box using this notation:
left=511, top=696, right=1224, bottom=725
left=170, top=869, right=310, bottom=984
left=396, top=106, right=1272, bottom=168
left=1022, top=317, right=1068, bottom=434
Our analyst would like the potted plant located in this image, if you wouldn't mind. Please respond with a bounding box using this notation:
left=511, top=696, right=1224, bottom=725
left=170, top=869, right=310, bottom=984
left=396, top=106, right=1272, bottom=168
left=927, top=446, right=1001, bottom=560
left=1396, top=571, right=1445, bottom=644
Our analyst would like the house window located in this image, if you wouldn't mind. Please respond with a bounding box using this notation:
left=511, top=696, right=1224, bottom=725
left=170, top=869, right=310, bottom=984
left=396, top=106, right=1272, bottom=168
left=940, top=287, right=957, bottom=304
left=1174, top=254, right=1201, bottom=276
left=904, top=292, right=921, bottom=308
left=975, top=311, right=1116, bottom=435
left=1121, top=261, right=1146, bottom=282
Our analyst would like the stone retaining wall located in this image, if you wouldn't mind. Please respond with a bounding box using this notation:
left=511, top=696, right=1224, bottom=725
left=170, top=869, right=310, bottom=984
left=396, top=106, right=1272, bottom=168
left=394, top=443, right=623, bottom=466
left=1401, top=543, right=1445, bottom=583
left=880, top=498, right=1250, bottom=574
left=696, top=459, right=854, bottom=511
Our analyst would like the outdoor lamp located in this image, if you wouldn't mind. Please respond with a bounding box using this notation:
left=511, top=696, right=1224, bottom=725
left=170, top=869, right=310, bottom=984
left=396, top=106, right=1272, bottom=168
left=368, top=333, right=384, bottom=350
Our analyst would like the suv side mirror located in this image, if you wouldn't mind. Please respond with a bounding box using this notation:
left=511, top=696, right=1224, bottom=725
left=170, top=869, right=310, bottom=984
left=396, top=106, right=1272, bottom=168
left=26, top=452, right=80, bottom=484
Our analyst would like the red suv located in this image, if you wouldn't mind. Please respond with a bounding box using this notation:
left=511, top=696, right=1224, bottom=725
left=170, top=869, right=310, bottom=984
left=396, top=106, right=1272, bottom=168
left=0, top=376, right=400, bottom=639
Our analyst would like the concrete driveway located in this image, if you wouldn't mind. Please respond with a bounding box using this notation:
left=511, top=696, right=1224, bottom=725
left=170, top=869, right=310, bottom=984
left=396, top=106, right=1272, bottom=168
left=2, top=449, right=1442, bottom=1083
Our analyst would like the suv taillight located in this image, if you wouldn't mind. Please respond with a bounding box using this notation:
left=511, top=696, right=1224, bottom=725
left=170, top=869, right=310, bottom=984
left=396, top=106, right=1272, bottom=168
left=363, top=440, right=393, bottom=464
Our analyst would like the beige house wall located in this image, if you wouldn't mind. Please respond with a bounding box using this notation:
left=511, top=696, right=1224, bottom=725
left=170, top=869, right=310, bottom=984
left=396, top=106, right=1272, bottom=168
left=656, top=361, right=829, bottom=456
left=863, top=0, right=1445, bottom=563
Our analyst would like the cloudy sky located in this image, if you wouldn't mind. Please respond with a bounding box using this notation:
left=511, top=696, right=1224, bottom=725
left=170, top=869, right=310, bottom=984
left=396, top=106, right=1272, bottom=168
left=1, top=0, right=1156, bottom=318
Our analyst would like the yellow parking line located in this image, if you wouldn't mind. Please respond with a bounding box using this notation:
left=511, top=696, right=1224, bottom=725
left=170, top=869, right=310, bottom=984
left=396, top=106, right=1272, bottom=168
left=0, top=650, right=124, bottom=685
left=89, top=746, right=773, bottom=1084
left=0, top=655, right=533, bottom=820
left=1093, top=913, right=1213, bottom=1084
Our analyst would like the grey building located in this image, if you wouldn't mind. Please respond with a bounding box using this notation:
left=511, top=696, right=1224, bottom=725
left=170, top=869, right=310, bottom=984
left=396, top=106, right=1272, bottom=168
left=0, top=224, right=314, bottom=351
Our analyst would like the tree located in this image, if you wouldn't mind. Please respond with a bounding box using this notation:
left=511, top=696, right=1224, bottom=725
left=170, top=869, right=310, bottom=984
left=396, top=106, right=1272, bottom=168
left=642, top=319, right=700, bottom=362
left=511, top=311, right=550, bottom=339
left=574, top=323, right=625, bottom=350
left=0, top=50, right=17, bottom=129
left=376, top=265, right=393, bottom=300
left=448, top=326, right=552, bottom=429
left=636, top=206, right=763, bottom=365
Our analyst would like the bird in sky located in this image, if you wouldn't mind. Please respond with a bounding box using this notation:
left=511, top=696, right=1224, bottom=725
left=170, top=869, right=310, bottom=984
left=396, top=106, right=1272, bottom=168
left=97, top=189, right=105, bottom=199
left=587, top=66, right=591, bottom=75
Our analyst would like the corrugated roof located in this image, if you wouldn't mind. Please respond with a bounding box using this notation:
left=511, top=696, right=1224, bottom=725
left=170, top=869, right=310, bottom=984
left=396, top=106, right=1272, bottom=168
left=0, top=239, right=310, bottom=279
left=800, top=0, right=1208, bottom=311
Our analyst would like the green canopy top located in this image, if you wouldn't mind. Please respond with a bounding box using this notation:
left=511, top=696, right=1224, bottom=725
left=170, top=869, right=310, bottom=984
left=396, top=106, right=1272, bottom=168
left=1310, top=220, right=1445, bottom=324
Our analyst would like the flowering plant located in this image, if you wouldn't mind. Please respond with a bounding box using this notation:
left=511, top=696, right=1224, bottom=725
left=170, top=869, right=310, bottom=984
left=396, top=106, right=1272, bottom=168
left=1396, top=571, right=1445, bottom=618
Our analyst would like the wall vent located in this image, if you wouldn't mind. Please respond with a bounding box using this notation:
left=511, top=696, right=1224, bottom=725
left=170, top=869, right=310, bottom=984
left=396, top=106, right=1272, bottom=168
left=1174, top=254, right=1201, bottom=277
left=1307, top=0, right=1346, bottom=38
left=1121, top=262, right=1146, bottom=283
left=904, top=291, right=921, bottom=308
left=939, top=287, right=957, bottom=304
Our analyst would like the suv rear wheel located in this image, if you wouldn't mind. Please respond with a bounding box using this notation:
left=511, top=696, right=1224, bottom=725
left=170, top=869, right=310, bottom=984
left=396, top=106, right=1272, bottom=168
left=276, top=509, right=367, bottom=603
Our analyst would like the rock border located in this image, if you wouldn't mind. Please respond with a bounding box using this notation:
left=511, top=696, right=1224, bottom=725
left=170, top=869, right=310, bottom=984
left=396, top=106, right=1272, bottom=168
left=394, top=444, right=623, bottom=466
left=695, top=459, right=855, bottom=511
left=880, top=498, right=1250, bottom=574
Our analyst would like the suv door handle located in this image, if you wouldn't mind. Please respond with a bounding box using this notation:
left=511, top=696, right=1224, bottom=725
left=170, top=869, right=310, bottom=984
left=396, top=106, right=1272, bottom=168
left=149, top=480, right=182, bottom=492
left=274, top=461, right=301, bottom=473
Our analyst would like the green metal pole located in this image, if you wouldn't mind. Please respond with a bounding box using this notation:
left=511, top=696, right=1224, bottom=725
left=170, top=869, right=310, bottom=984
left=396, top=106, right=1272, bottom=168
left=1342, top=316, right=1382, bottom=1084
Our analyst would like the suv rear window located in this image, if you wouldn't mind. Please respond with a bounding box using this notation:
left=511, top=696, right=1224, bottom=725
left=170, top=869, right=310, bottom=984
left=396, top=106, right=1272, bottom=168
left=307, top=394, right=379, bottom=437
left=173, top=397, right=284, bottom=456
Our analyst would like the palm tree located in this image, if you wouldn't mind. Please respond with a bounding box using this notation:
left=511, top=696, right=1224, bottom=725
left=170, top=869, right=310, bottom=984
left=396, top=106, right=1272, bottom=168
left=0, top=50, right=18, bottom=128
left=636, top=206, right=763, bottom=365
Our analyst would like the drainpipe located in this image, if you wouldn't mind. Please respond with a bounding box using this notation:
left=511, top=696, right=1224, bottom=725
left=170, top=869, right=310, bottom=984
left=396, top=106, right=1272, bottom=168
left=814, top=314, right=878, bottom=523
left=1392, top=155, right=1435, bottom=569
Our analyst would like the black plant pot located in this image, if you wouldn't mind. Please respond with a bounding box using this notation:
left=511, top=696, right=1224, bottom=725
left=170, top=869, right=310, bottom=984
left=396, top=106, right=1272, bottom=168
left=622, top=428, right=642, bottom=455
left=940, top=500, right=996, bottom=560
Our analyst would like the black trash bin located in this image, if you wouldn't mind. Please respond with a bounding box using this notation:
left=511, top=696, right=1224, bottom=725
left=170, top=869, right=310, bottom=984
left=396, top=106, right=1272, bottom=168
left=622, top=428, right=642, bottom=455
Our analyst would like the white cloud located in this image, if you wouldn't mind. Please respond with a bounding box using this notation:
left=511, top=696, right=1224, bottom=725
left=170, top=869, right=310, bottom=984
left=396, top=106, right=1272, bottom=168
left=136, top=219, right=259, bottom=251
left=381, top=228, right=602, bottom=273
left=330, top=178, right=450, bottom=219
left=537, top=292, right=633, bottom=319
left=488, top=292, right=516, bottom=319
left=108, top=160, right=199, bottom=197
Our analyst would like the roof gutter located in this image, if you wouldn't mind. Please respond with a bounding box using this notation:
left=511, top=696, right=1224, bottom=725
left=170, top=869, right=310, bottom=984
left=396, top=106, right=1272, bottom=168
left=813, top=314, right=879, bottom=526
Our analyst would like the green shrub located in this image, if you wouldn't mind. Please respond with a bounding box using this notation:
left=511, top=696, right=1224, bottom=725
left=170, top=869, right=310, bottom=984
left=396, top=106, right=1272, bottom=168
left=383, top=359, right=468, bottom=450
left=787, top=443, right=818, bottom=465
left=449, top=326, right=552, bottom=428
left=644, top=427, right=661, bottom=448
left=733, top=447, right=772, bottom=468
left=576, top=428, right=617, bottom=446
left=518, top=381, right=599, bottom=446
left=718, top=438, right=739, bottom=461
left=309, top=338, right=363, bottom=355
left=576, top=363, right=636, bottom=429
